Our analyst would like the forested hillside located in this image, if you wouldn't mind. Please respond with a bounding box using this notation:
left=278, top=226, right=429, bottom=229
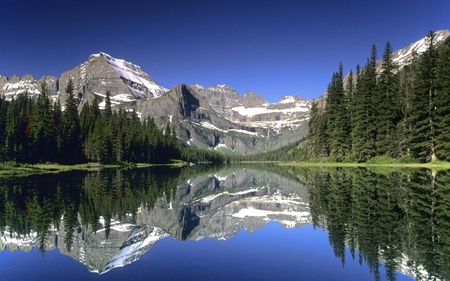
left=0, top=80, right=180, bottom=165
left=302, top=31, right=450, bottom=163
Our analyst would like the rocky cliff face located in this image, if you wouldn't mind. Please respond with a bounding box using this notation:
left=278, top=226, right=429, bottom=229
left=189, top=84, right=310, bottom=132
left=134, top=84, right=275, bottom=154
left=0, top=74, right=58, bottom=101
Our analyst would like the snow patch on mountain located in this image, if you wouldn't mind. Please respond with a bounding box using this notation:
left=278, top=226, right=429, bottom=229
left=0, top=228, right=38, bottom=251
left=214, top=143, right=228, bottom=150
left=232, top=104, right=308, bottom=117
left=230, top=192, right=311, bottom=228
left=97, top=52, right=169, bottom=98
left=2, top=79, right=39, bottom=97
left=392, top=29, right=450, bottom=69
left=279, top=95, right=297, bottom=104
left=195, top=121, right=260, bottom=136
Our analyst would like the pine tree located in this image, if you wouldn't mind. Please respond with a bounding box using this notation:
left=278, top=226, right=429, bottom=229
left=397, top=54, right=420, bottom=159
left=407, top=31, right=439, bottom=162
left=53, top=99, right=63, bottom=159
left=325, top=63, right=351, bottom=161
left=346, top=69, right=355, bottom=145
left=5, top=96, right=20, bottom=161
left=30, top=82, right=58, bottom=163
left=0, top=96, right=8, bottom=161
left=305, top=101, right=320, bottom=159
left=80, top=99, right=101, bottom=161
left=376, top=41, right=400, bottom=156
left=434, top=43, right=450, bottom=160
left=61, top=80, right=83, bottom=164
left=364, top=45, right=379, bottom=159
left=104, top=91, right=112, bottom=120
left=352, top=46, right=378, bottom=162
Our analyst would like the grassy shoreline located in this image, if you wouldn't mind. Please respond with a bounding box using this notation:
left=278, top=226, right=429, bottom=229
left=277, top=161, right=450, bottom=169
left=0, top=161, right=188, bottom=177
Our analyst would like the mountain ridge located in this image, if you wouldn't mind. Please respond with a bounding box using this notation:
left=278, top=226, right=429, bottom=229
left=0, top=52, right=311, bottom=154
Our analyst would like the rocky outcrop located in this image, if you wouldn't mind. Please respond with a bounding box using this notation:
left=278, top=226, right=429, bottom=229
left=0, top=74, right=58, bottom=100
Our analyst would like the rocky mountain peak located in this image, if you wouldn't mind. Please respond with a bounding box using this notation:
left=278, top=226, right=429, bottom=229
left=242, top=91, right=267, bottom=107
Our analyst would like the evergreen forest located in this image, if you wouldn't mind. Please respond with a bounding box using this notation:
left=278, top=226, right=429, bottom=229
left=0, top=80, right=181, bottom=165
left=302, top=31, right=450, bottom=163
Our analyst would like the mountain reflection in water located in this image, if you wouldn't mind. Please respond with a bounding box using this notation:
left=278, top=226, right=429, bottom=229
left=0, top=165, right=444, bottom=280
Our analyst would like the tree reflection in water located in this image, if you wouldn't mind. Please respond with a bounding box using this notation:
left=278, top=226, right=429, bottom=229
left=299, top=167, right=450, bottom=281
left=0, top=165, right=448, bottom=280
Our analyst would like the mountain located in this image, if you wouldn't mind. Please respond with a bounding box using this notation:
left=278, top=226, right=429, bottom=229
left=1, top=30, right=449, bottom=154
left=0, top=52, right=310, bottom=154
left=190, top=84, right=310, bottom=133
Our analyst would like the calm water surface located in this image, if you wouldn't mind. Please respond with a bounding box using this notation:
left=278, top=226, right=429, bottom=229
left=1, top=165, right=446, bottom=280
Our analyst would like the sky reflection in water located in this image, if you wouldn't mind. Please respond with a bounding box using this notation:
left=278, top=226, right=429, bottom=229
left=1, top=222, right=412, bottom=281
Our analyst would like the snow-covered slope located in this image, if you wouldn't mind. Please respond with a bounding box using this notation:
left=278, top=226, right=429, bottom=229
left=0, top=75, right=58, bottom=100
left=392, top=29, right=450, bottom=69
left=95, top=52, right=168, bottom=98
left=230, top=95, right=310, bottom=132
left=190, top=84, right=311, bottom=132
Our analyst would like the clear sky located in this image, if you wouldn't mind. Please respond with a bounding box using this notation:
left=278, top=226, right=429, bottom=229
left=1, top=0, right=449, bottom=101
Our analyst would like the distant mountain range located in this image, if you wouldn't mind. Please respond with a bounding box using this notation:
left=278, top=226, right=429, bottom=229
left=1, top=29, right=449, bottom=154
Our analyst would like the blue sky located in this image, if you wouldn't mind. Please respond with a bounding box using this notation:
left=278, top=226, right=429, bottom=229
left=1, top=0, right=449, bottom=101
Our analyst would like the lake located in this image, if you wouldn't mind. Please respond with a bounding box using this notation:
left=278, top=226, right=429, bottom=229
left=0, top=165, right=446, bottom=280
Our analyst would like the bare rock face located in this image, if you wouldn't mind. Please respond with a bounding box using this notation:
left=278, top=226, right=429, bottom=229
left=186, top=84, right=311, bottom=151
left=0, top=76, right=7, bottom=91
left=137, top=84, right=273, bottom=154
left=189, top=84, right=243, bottom=118
left=242, top=91, right=266, bottom=107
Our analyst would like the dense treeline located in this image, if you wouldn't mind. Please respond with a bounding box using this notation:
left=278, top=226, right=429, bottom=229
left=180, top=147, right=228, bottom=164
left=302, top=31, right=450, bottom=163
left=299, top=167, right=450, bottom=281
left=0, top=80, right=180, bottom=165
left=232, top=140, right=303, bottom=162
